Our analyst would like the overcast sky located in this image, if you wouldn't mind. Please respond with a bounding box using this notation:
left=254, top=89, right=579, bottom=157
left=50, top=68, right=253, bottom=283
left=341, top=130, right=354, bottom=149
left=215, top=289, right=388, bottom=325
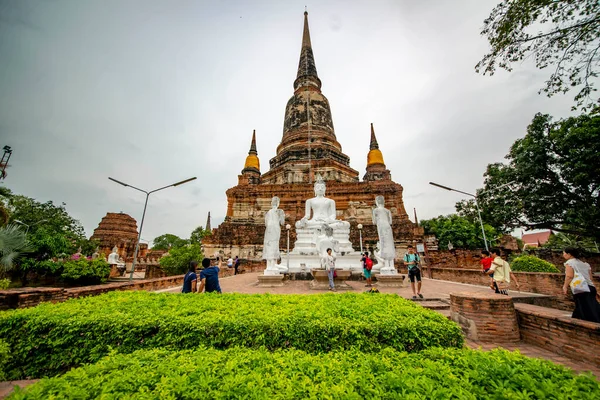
left=0, top=0, right=575, bottom=244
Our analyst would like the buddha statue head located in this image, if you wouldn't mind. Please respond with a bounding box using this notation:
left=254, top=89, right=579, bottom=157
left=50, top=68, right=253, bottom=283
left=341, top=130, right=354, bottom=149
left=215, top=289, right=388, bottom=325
left=314, top=174, right=326, bottom=197
left=375, top=195, right=385, bottom=207
left=271, top=196, right=280, bottom=208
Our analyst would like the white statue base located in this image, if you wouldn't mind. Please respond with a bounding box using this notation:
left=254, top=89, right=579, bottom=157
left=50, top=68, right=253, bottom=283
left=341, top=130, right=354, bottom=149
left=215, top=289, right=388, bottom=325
left=291, top=226, right=354, bottom=256
left=282, top=252, right=383, bottom=275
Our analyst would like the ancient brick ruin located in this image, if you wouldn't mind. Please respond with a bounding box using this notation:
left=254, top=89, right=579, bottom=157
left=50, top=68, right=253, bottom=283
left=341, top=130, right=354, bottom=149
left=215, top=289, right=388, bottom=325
left=203, top=12, right=423, bottom=259
left=90, top=212, right=148, bottom=260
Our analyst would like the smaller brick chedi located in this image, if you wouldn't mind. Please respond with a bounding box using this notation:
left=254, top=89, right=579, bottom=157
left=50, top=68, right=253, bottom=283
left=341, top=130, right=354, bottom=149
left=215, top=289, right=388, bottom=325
left=90, top=212, right=148, bottom=259
left=203, top=12, right=423, bottom=259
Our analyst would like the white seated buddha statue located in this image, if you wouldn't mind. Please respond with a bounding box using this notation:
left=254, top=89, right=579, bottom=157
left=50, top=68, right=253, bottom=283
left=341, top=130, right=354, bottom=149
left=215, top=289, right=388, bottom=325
left=295, top=174, right=350, bottom=230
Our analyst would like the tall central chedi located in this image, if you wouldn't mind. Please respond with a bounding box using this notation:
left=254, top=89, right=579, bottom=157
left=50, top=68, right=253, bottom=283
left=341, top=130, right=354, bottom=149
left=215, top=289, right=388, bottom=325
left=261, top=12, right=358, bottom=185
left=203, top=12, right=423, bottom=259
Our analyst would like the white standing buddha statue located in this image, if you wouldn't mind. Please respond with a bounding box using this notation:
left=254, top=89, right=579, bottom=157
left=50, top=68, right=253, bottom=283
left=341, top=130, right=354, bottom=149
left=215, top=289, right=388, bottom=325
left=262, top=196, right=286, bottom=275
left=372, top=195, right=397, bottom=274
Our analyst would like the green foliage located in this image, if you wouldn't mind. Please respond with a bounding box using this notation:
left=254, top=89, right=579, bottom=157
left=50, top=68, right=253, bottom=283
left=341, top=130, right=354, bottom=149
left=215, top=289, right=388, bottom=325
left=152, top=233, right=189, bottom=251
left=421, top=214, right=498, bottom=250
left=543, top=232, right=600, bottom=253
left=0, top=224, right=32, bottom=273
left=189, top=225, right=211, bottom=244
left=0, top=292, right=463, bottom=379
left=159, top=244, right=203, bottom=275
left=0, top=279, right=10, bottom=289
left=60, top=259, right=110, bottom=284
left=0, top=188, right=86, bottom=260
left=10, top=347, right=600, bottom=399
left=0, top=339, right=9, bottom=382
left=477, top=0, right=600, bottom=110
left=510, top=255, right=560, bottom=273
left=467, top=113, right=600, bottom=239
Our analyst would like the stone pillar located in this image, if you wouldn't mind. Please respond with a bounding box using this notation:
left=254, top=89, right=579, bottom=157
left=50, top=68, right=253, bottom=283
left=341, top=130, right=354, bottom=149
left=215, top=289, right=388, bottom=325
left=450, top=292, right=520, bottom=343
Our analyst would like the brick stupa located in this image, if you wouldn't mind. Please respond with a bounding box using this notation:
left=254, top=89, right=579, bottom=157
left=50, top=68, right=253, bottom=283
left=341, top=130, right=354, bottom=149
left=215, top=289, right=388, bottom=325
left=203, top=12, right=423, bottom=259
left=90, top=212, right=148, bottom=259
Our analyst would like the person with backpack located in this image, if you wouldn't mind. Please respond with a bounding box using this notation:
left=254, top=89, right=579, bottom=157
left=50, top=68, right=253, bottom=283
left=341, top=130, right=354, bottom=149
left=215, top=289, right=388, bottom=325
left=362, top=252, right=373, bottom=287
left=181, top=261, right=198, bottom=293
left=562, top=247, right=600, bottom=322
left=404, top=246, right=423, bottom=299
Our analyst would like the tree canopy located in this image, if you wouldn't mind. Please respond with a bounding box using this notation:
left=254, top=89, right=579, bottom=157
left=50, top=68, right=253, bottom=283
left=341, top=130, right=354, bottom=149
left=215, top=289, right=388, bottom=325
left=152, top=234, right=189, bottom=251
left=420, top=214, right=499, bottom=250
left=0, top=188, right=86, bottom=259
left=477, top=0, right=600, bottom=110
left=458, top=112, right=600, bottom=239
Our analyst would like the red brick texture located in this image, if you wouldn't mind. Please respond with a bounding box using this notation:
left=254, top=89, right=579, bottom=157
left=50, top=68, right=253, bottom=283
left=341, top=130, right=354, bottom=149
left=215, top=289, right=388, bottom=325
left=515, top=303, right=600, bottom=367
left=428, top=267, right=600, bottom=311
left=450, top=292, right=520, bottom=342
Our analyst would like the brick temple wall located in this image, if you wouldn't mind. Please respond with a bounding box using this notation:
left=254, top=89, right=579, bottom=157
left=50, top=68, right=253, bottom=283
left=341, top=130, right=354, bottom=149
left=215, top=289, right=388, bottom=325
left=427, top=267, right=600, bottom=311
left=515, top=303, right=600, bottom=367
left=204, top=179, right=423, bottom=259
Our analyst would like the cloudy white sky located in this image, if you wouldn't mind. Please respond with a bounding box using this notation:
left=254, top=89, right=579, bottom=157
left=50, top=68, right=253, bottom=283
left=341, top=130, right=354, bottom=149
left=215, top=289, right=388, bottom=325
left=0, top=0, right=576, bottom=244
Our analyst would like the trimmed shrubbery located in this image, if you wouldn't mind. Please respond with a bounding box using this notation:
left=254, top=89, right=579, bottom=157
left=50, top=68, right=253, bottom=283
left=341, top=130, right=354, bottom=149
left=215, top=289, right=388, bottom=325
left=511, top=255, right=561, bottom=273
left=9, top=347, right=600, bottom=399
left=0, top=291, right=463, bottom=379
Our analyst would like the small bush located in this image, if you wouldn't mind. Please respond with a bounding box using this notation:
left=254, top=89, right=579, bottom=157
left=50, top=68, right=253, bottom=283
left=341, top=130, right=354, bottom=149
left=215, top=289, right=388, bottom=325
left=0, top=279, right=10, bottom=290
left=61, top=258, right=110, bottom=284
left=0, top=339, right=9, bottom=381
left=9, top=347, right=600, bottom=399
left=510, top=255, right=560, bottom=273
left=0, top=292, right=463, bottom=379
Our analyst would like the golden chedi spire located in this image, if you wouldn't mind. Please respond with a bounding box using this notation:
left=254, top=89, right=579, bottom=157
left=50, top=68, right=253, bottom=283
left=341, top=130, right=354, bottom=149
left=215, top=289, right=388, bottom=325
left=240, top=130, right=261, bottom=185
left=243, top=130, right=260, bottom=171
left=367, top=123, right=385, bottom=166
left=364, top=123, right=391, bottom=182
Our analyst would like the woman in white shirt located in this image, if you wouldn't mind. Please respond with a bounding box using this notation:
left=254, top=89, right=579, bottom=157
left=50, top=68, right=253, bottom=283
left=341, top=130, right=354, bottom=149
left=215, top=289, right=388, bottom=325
left=325, top=248, right=336, bottom=291
left=562, top=247, right=600, bottom=323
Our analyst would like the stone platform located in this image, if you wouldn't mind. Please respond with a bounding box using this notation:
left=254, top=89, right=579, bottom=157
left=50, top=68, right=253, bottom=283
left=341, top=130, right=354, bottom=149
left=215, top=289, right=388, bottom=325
left=257, top=274, right=285, bottom=287
left=375, top=273, right=406, bottom=287
left=282, top=252, right=382, bottom=274
left=309, top=269, right=352, bottom=290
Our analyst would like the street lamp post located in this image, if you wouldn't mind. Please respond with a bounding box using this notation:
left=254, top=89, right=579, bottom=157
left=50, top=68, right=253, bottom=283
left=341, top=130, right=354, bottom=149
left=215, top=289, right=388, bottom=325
left=109, top=176, right=197, bottom=281
left=357, top=224, right=363, bottom=253
left=429, top=182, right=489, bottom=252
left=286, top=224, right=291, bottom=270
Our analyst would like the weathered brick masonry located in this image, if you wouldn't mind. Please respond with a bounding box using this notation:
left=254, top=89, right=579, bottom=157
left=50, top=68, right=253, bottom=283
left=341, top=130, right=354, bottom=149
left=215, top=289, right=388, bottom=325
left=427, top=267, right=600, bottom=311
left=515, top=303, right=600, bottom=367
left=450, top=292, right=520, bottom=342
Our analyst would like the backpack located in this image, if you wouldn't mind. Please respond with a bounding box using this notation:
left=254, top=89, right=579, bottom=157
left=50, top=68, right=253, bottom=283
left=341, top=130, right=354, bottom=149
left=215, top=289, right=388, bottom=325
left=365, top=257, right=373, bottom=271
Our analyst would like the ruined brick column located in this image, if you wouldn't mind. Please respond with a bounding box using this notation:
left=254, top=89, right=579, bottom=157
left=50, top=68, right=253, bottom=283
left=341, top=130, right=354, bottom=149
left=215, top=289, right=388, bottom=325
left=450, top=292, right=520, bottom=343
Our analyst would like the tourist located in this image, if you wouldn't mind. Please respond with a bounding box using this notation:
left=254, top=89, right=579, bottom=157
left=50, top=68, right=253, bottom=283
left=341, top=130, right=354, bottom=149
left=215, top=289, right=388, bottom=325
left=562, top=247, right=600, bottom=323
left=404, top=245, right=423, bottom=299
left=198, top=257, right=222, bottom=294
left=181, top=261, right=198, bottom=294
left=325, top=248, right=336, bottom=291
left=234, top=256, right=240, bottom=275
left=487, top=248, right=520, bottom=295
left=480, top=250, right=495, bottom=290
left=362, top=252, right=373, bottom=287
left=227, top=256, right=233, bottom=269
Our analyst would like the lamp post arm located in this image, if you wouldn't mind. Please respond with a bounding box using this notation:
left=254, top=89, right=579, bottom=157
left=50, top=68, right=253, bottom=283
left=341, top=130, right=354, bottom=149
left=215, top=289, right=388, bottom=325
left=474, top=199, right=489, bottom=252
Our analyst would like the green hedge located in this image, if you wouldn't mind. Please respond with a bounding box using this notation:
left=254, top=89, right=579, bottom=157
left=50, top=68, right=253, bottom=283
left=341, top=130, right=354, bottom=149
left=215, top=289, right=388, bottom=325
left=9, top=347, right=600, bottom=399
left=511, top=255, right=560, bottom=273
left=0, top=292, right=463, bottom=379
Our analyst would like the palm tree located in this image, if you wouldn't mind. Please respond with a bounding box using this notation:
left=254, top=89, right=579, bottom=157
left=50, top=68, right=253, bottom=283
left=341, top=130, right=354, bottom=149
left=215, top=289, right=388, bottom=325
left=0, top=224, right=33, bottom=272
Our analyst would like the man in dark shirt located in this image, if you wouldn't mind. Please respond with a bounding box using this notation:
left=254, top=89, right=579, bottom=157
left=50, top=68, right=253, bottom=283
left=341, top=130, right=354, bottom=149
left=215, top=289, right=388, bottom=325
left=198, top=257, right=222, bottom=293
left=182, top=261, right=198, bottom=293
left=234, top=256, right=240, bottom=275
